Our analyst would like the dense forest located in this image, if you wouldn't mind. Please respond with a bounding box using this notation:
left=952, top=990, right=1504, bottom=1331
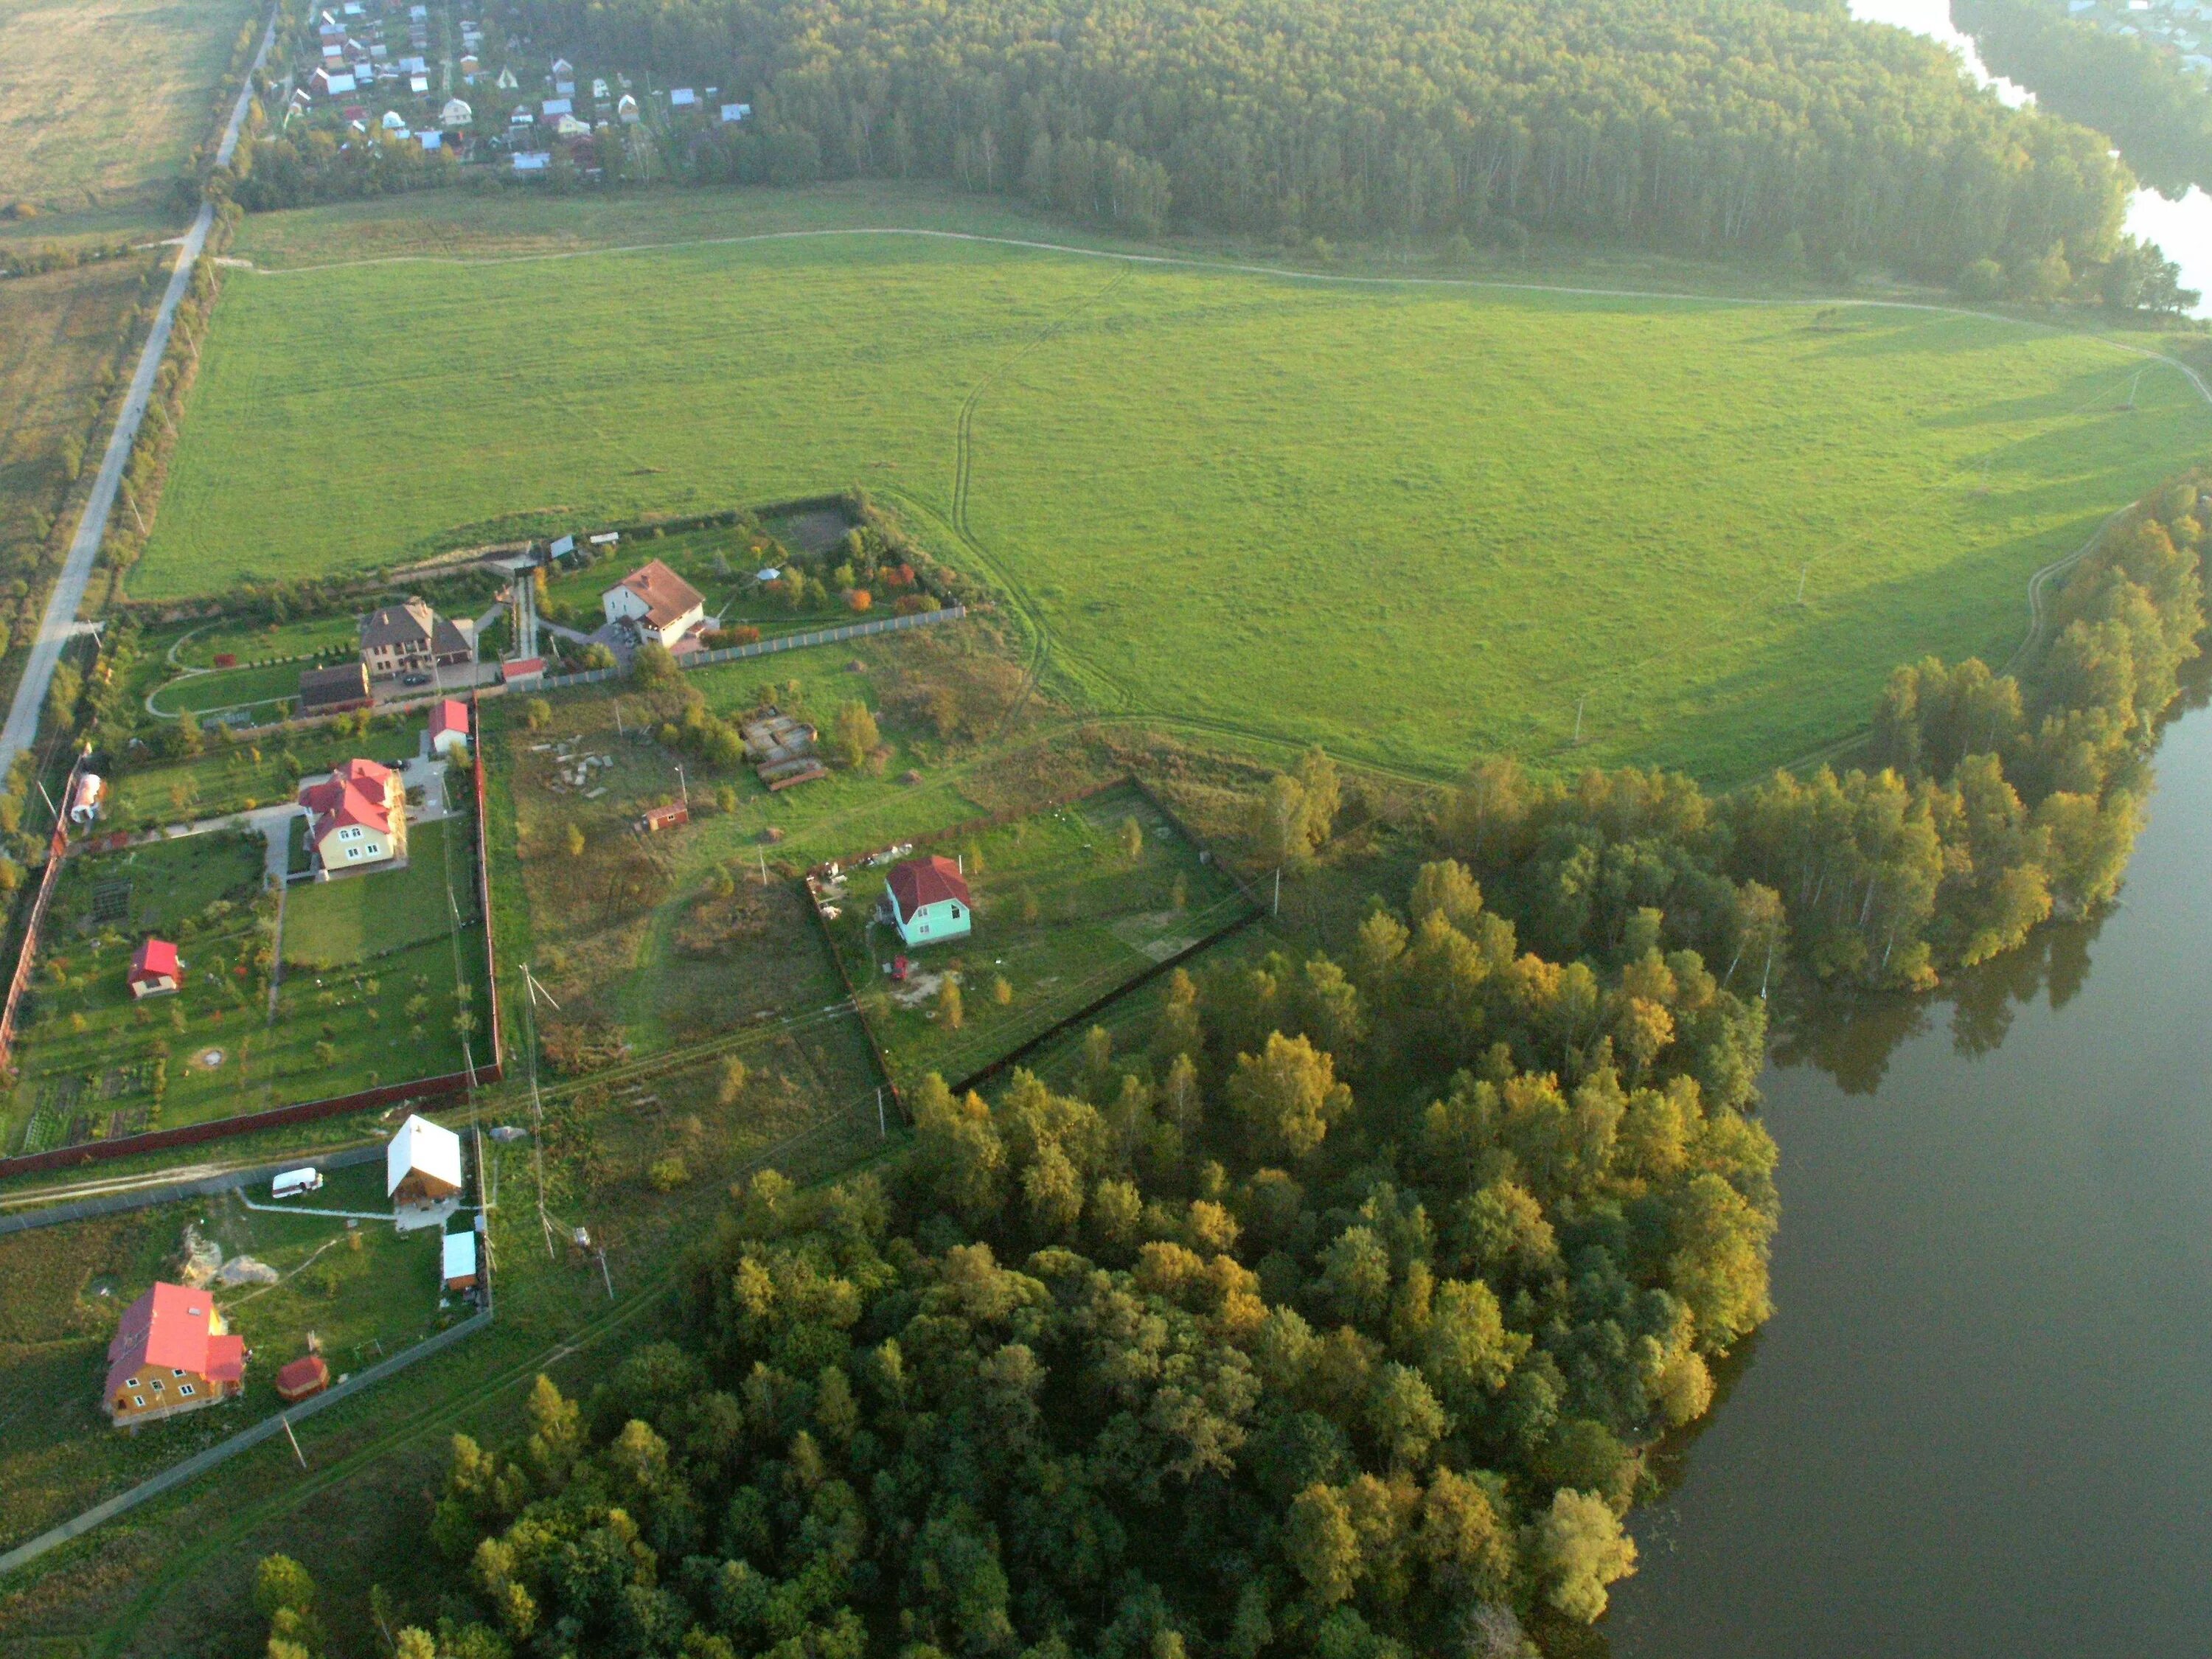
left=1955, top=0, right=2212, bottom=200
left=469, top=0, right=2145, bottom=289
left=276, top=833, right=1777, bottom=1658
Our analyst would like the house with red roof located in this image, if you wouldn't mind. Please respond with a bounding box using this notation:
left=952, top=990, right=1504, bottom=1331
left=883, top=855, right=971, bottom=947
left=105, top=1282, right=246, bottom=1427
left=128, top=938, right=180, bottom=998
left=299, top=757, right=406, bottom=874
left=428, top=698, right=470, bottom=760
left=275, top=1354, right=330, bottom=1402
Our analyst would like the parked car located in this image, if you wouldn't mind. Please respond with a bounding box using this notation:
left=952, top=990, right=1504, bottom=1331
left=401, top=672, right=431, bottom=686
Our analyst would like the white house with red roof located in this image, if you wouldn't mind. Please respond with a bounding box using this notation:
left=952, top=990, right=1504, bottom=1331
left=883, top=855, right=972, bottom=947
left=428, top=698, right=470, bottom=760
left=601, top=559, right=706, bottom=648
left=105, top=1282, right=246, bottom=1427
left=128, top=938, right=180, bottom=998
left=299, top=757, right=406, bottom=874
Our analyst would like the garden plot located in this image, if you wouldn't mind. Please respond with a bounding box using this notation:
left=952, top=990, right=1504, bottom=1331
left=819, top=782, right=1253, bottom=1095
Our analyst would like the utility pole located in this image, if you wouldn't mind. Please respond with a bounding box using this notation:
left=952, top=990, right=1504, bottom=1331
left=759, top=849, right=768, bottom=886
left=674, top=762, right=686, bottom=807
left=1796, top=565, right=1810, bottom=606
left=596, top=1246, right=613, bottom=1299
left=280, top=1413, right=307, bottom=1470
left=876, top=1087, right=886, bottom=1138
left=1272, top=867, right=1281, bottom=917
left=1573, top=695, right=1586, bottom=746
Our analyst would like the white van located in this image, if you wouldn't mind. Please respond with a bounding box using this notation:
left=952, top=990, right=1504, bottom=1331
left=271, top=1167, right=324, bottom=1200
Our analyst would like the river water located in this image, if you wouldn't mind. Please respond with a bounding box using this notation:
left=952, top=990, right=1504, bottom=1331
left=1851, top=0, right=2212, bottom=313
left=1606, top=697, right=2212, bottom=1651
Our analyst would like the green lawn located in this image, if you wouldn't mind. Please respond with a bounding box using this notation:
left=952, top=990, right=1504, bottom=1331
left=281, top=818, right=478, bottom=970
left=147, top=660, right=310, bottom=718
left=107, top=724, right=419, bottom=830
left=135, top=187, right=2212, bottom=782
left=541, top=519, right=865, bottom=637
left=173, top=614, right=367, bottom=669
left=821, top=782, right=1253, bottom=1094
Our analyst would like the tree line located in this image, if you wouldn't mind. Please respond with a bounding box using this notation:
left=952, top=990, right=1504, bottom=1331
left=1399, top=468, right=2205, bottom=993
left=1956, top=0, right=2212, bottom=201
left=279, top=819, right=1777, bottom=1657
left=477, top=0, right=2149, bottom=289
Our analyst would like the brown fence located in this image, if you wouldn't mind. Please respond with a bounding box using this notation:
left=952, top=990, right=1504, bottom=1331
left=0, top=1061, right=501, bottom=1181
left=470, top=703, right=504, bottom=1077
left=0, top=749, right=90, bottom=1078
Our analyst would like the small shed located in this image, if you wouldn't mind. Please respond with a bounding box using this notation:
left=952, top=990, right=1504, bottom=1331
left=128, top=939, right=180, bottom=998
left=616, top=93, right=639, bottom=122
left=500, top=656, right=545, bottom=687
left=720, top=102, right=751, bottom=123
left=380, top=109, right=407, bottom=131
left=428, top=698, right=470, bottom=759
left=299, top=661, right=371, bottom=716
left=275, top=1354, right=330, bottom=1402
left=442, top=1231, right=479, bottom=1293
left=669, top=86, right=697, bottom=108
left=640, top=801, right=690, bottom=833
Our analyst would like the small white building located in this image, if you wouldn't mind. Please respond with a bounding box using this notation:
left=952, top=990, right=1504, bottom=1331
left=512, top=150, right=551, bottom=172
left=388, top=1113, right=464, bottom=1229
left=442, top=97, right=473, bottom=128
left=616, top=93, right=639, bottom=122
left=669, top=86, right=697, bottom=108
left=541, top=97, right=571, bottom=119
left=720, top=102, right=751, bottom=123
left=381, top=109, right=408, bottom=131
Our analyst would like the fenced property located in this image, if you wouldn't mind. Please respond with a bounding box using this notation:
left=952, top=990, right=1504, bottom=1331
left=810, top=778, right=1262, bottom=1102
left=538, top=603, right=966, bottom=690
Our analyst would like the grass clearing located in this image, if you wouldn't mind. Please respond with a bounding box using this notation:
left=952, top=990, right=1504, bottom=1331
left=133, top=188, right=2211, bottom=782
left=105, top=721, right=418, bottom=830
left=0, top=1162, right=457, bottom=1552
left=0, top=0, right=260, bottom=209
left=821, top=781, right=1253, bottom=1093
left=281, top=817, right=476, bottom=970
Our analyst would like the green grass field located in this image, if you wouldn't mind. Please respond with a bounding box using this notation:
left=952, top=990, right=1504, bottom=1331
left=136, top=188, right=2211, bottom=783
left=0, top=0, right=259, bottom=210
left=822, top=783, right=1253, bottom=1093
left=281, top=817, right=477, bottom=970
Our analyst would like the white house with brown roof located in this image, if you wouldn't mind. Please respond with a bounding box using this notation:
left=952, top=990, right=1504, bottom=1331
left=602, top=559, right=706, bottom=647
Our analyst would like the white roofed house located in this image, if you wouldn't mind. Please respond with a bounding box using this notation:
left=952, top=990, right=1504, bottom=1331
left=388, top=1113, right=465, bottom=1228
left=617, top=92, right=639, bottom=122
left=669, top=86, right=698, bottom=108
left=541, top=97, right=571, bottom=119
left=720, top=102, right=751, bottom=123
left=551, top=55, right=574, bottom=76
left=495, top=63, right=518, bottom=89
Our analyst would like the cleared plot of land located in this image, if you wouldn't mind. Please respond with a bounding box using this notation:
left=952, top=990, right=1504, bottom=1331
left=822, top=782, right=1251, bottom=1094
left=0, top=0, right=259, bottom=209
left=105, top=723, right=417, bottom=830
left=138, top=190, right=2211, bottom=781
left=281, top=816, right=478, bottom=970
left=0, top=1165, right=452, bottom=1551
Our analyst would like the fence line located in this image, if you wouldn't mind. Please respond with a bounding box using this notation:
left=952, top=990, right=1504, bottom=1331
left=470, top=706, right=504, bottom=1077
left=0, top=1143, right=384, bottom=1234
left=0, top=1062, right=501, bottom=1182
left=0, top=749, right=90, bottom=1078
left=0, top=1307, right=493, bottom=1579
left=537, top=605, right=966, bottom=691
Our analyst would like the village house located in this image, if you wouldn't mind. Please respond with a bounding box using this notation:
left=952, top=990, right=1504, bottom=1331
left=389, top=1113, right=464, bottom=1228
left=128, top=938, right=180, bottom=998
left=359, top=599, right=471, bottom=681
left=428, top=698, right=470, bottom=759
left=601, top=559, right=706, bottom=647
left=105, top=1283, right=246, bottom=1428
left=299, top=758, right=406, bottom=873
left=883, top=855, right=973, bottom=947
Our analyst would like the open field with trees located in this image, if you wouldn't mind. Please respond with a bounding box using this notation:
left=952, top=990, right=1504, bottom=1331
left=134, top=192, right=2208, bottom=781
left=0, top=0, right=260, bottom=212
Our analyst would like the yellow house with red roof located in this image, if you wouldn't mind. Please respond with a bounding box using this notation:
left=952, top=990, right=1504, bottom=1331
left=105, top=1282, right=246, bottom=1427
left=299, top=758, right=406, bottom=873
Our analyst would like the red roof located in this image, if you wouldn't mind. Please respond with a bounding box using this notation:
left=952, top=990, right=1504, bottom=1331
left=501, top=658, right=543, bottom=681
left=275, top=1354, right=330, bottom=1400
left=428, top=699, right=469, bottom=738
left=299, top=758, right=395, bottom=840
left=887, top=855, right=969, bottom=917
left=130, top=938, right=178, bottom=981
left=105, top=1282, right=239, bottom=1399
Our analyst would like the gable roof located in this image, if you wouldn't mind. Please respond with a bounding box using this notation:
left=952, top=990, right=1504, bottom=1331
left=131, top=938, right=179, bottom=980
left=429, top=699, right=469, bottom=739
left=299, top=662, right=369, bottom=709
left=105, top=1283, right=243, bottom=1399
left=299, top=758, right=396, bottom=841
left=388, top=1114, right=463, bottom=1197
left=888, top=855, right=969, bottom=917
left=606, top=559, right=705, bottom=630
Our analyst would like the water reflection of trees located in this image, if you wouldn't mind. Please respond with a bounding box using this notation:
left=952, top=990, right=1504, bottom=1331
left=1771, top=903, right=2110, bottom=1091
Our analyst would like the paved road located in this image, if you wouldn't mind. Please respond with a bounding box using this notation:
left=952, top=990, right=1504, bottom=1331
left=0, top=7, right=277, bottom=785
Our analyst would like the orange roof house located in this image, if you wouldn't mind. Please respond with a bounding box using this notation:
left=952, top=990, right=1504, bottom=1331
left=298, top=758, right=406, bottom=873
left=128, top=937, right=180, bottom=998
left=105, top=1282, right=246, bottom=1427
left=600, top=559, right=706, bottom=647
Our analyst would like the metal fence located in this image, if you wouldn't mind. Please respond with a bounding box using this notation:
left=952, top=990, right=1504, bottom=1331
left=0, top=750, right=89, bottom=1078
left=538, top=605, right=967, bottom=691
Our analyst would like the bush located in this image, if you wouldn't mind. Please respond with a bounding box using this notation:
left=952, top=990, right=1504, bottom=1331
left=647, top=1156, right=690, bottom=1192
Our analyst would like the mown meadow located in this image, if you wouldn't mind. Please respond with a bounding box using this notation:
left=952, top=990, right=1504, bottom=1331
left=135, top=189, right=2211, bottom=780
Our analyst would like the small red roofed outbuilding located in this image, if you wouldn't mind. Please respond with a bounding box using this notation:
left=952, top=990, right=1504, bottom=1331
left=128, top=938, right=179, bottom=998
